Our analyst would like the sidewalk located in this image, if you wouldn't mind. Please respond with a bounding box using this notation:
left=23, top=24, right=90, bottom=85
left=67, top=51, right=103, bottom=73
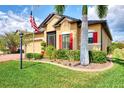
left=0, top=54, right=25, bottom=62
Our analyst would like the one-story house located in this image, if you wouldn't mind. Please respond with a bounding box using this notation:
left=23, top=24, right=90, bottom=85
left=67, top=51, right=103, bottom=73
left=25, top=13, right=112, bottom=53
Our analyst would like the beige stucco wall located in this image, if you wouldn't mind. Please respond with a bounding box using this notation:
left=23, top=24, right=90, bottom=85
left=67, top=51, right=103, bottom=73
left=88, top=24, right=102, bottom=50
left=77, top=24, right=102, bottom=50
left=56, top=19, right=78, bottom=50
left=102, top=27, right=112, bottom=51
left=44, top=15, right=60, bottom=45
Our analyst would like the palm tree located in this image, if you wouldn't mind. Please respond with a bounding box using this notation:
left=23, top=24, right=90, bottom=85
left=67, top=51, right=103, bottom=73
left=54, top=5, right=108, bottom=65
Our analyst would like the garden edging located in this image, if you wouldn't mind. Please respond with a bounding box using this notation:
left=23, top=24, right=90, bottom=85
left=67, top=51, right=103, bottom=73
left=26, top=60, right=114, bottom=72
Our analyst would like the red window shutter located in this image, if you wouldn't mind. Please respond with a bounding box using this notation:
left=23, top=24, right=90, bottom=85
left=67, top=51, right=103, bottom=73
left=70, top=33, right=73, bottom=49
left=59, top=34, right=62, bottom=49
left=93, top=32, right=98, bottom=43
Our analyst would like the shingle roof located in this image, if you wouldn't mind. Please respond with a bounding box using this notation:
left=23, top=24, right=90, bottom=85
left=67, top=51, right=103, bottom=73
left=39, top=13, right=81, bottom=28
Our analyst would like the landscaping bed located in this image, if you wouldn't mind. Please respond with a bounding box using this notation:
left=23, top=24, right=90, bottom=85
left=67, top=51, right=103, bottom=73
left=40, top=58, right=113, bottom=72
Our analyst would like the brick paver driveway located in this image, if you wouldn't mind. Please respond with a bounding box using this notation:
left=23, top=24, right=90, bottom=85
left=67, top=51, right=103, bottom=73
left=0, top=54, right=25, bottom=62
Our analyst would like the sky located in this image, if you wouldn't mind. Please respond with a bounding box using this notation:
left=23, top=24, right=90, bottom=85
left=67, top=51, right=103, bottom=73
left=0, top=5, right=124, bottom=41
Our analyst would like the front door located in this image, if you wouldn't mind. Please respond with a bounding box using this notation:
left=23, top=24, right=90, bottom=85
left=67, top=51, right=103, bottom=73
left=47, top=31, right=56, bottom=48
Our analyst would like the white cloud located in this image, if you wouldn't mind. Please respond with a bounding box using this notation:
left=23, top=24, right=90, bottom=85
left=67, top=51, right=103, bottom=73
left=21, top=7, right=28, bottom=14
left=0, top=9, right=41, bottom=35
left=88, top=5, right=124, bottom=41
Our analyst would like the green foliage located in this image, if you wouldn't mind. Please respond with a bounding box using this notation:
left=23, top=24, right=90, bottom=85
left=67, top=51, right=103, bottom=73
left=66, top=50, right=80, bottom=61
left=113, top=48, right=124, bottom=60
left=1, top=60, right=124, bottom=87
left=89, top=51, right=107, bottom=63
left=82, top=5, right=87, bottom=15
left=45, top=45, right=55, bottom=59
left=0, top=32, right=20, bottom=53
left=26, top=53, right=43, bottom=60
left=53, top=50, right=79, bottom=61
left=26, top=53, right=33, bottom=60
left=46, top=49, right=107, bottom=63
left=96, top=5, right=108, bottom=19
left=107, top=42, right=124, bottom=54
left=55, top=49, right=68, bottom=60
left=41, top=41, right=47, bottom=51
left=34, top=53, right=43, bottom=59
left=54, top=5, right=65, bottom=15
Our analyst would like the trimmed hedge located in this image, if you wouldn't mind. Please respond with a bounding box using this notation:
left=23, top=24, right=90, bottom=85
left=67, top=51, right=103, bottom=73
left=55, top=49, right=68, bottom=60
left=89, top=51, right=107, bottom=63
left=66, top=50, right=80, bottom=61
left=26, top=53, right=43, bottom=60
left=45, top=48, right=107, bottom=63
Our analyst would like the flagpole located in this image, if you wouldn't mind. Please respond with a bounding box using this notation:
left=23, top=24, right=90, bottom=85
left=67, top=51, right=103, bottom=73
left=33, top=28, right=35, bottom=60
left=31, top=6, right=35, bottom=60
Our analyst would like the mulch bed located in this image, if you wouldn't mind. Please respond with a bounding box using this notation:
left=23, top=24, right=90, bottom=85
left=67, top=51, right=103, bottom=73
left=40, top=58, right=112, bottom=70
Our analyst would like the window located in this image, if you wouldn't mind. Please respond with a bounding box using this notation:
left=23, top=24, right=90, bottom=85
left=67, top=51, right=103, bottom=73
left=62, top=34, right=70, bottom=49
left=88, top=32, right=98, bottom=43
left=88, top=32, right=93, bottom=43
left=47, top=32, right=56, bottom=47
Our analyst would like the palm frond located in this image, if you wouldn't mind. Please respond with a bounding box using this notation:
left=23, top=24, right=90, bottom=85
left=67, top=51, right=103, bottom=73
left=96, top=5, right=108, bottom=19
left=82, top=5, right=88, bottom=15
left=54, top=5, right=65, bottom=15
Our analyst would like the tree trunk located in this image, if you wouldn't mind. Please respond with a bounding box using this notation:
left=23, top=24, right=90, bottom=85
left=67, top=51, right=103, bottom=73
left=80, top=14, right=89, bottom=65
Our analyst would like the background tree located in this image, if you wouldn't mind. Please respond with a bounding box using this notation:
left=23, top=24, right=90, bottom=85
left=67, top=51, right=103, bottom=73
left=54, top=5, right=108, bottom=65
left=0, top=31, right=32, bottom=54
left=0, top=32, right=20, bottom=53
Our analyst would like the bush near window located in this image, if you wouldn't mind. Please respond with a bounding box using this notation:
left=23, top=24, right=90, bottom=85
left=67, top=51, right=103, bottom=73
left=113, top=48, right=124, bottom=60
left=45, top=47, right=107, bottom=63
left=26, top=53, right=43, bottom=60
left=45, top=45, right=55, bottom=59
left=66, top=50, right=80, bottom=61
left=55, top=49, right=68, bottom=60
left=89, top=51, right=107, bottom=63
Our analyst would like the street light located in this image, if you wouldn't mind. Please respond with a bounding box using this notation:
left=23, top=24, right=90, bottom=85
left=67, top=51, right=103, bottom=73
left=19, top=31, right=23, bottom=69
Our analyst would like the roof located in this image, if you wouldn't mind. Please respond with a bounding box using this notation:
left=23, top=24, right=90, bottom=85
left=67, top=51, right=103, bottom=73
left=38, top=13, right=112, bottom=40
left=39, top=13, right=80, bottom=28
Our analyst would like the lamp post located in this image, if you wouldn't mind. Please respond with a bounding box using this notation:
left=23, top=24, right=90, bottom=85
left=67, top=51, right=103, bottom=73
left=19, top=31, right=23, bottom=69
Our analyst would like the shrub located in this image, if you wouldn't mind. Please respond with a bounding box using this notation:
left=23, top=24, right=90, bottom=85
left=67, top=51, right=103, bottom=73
left=113, top=48, right=124, bottom=60
left=41, top=41, right=47, bottom=51
left=33, top=53, right=43, bottom=59
left=66, top=50, right=80, bottom=61
left=55, top=49, right=68, bottom=60
left=66, top=50, right=75, bottom=61
left=89, top=50, right=107, bottom=63
left=26, top=53, right=33, bottom=60
left=26, top=53, right=43, bottom=60
left=45, top=45, right=55, bottom=59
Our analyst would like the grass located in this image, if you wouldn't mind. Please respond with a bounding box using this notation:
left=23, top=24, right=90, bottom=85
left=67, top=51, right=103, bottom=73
left=0, top=59, right=124, bottom=88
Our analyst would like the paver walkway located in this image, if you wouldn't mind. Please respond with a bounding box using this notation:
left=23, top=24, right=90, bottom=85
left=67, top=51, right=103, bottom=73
left=0, top=54, right=25, bottom=62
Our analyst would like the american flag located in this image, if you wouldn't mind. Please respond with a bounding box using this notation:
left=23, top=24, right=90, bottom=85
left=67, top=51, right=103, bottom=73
left=30, top=11, right=39, bottom=32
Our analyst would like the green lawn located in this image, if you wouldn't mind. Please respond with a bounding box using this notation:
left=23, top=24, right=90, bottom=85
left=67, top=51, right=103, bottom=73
left=0, top=59, right=124, bottom=88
